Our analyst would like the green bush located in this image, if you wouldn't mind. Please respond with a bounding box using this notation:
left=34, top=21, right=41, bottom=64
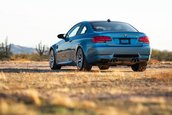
left=11, top=53, right=48, bottom=61
left=152, top=49, right=172, bottom=61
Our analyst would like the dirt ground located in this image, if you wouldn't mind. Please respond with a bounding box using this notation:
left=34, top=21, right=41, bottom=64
left=0, top=61, right=172, bottom=115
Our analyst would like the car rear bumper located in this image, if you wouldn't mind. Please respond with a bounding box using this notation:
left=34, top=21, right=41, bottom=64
left=86, top=46, right=151, bottom=65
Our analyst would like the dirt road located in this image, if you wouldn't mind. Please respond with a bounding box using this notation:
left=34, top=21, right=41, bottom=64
left=0, top=61, right=172, bottom=115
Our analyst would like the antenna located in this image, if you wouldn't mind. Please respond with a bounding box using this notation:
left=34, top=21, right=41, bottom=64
left=107, top=19, right=111, bottom=22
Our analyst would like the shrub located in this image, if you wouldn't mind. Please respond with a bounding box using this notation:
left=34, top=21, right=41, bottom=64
left=152, top=49, right=172, bottom=61
left=11, top=53, right=48, bottom=61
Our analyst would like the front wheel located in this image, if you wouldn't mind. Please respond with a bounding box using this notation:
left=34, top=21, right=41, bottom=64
left=76, top=48, right=92, bottom=71
left=49, top=50, right=61, bottom=70
left=131, top=62, right=147, bottom=72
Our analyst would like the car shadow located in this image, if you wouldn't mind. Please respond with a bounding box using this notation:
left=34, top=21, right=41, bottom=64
left=0, top=68, right=133, bottom=73
left=0, top=68, right=76, bottom=73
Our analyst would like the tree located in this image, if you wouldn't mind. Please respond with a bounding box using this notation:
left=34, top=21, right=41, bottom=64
left=0, top=38, right=12, bottom=60
left=35, top=42, right=48, bottom=56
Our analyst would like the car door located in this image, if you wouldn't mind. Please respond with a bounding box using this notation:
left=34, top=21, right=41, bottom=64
left=61, top=24, right=81, bottom=63
left=69, top=25, right=89, bottom=61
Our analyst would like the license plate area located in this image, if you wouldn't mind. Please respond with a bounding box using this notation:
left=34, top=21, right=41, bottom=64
left=120, top=38, right=130, bottom=44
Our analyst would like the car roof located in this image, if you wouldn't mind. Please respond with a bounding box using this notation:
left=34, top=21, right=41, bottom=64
left=88, top=21, right=127, bottom=23
left=79, top=21, right=128, bottom=26
left=79, top=21, right=128, bottom=25
left=89, top=20, right=116, bottom=22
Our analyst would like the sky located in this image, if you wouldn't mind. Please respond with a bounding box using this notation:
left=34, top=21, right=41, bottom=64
left=0, top=0, right=172, bottom=51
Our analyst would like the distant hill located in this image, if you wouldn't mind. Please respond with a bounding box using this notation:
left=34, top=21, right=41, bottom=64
left=10, top=44, right=36, bottom=54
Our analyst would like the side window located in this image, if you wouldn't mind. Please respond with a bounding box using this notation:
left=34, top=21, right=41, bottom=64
left=68, top=26, right=80, bottom=38
left=80, top=26, right=87, bottom=34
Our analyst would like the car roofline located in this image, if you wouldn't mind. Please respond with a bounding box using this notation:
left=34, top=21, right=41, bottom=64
left=78, top=21, right=127, bottom=23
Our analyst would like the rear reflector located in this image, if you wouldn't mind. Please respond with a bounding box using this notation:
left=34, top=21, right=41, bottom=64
left=92, top=36, right=112, bottom=43
left=139, top=36, right=149, bottom=44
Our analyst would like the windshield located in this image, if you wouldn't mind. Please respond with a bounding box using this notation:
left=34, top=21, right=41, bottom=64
left=91, top=22, right=138, bottom=32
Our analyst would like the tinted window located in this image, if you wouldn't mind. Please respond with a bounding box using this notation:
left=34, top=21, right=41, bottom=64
left=91, top=22, right=138, bottom=32
left=68, top=25, right=80, bottom=38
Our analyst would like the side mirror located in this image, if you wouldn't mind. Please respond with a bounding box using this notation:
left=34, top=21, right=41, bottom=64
left=57, top=34, right=65, bottom=39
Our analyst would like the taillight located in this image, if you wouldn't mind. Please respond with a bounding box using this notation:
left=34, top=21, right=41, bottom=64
left=139, top=36, right=149, bottom=44
left=92, top=36, right=112, bottom=43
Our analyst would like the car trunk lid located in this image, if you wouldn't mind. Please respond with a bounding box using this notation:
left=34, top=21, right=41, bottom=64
left=95, top=32, right=146, bottom=47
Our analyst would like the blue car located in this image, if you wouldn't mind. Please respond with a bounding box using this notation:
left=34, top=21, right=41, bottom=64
left=49, top=20, right=151, bottom=71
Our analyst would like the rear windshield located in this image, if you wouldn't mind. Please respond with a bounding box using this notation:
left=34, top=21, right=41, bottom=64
left=91, top=22, right=138, bottom=32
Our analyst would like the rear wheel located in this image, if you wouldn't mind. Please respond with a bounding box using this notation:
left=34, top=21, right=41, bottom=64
left=131, top=62, right=147, bottom=72
left=76, top=48, right=92, bottom=71
left=49, top=50, right=61, bottom=70
left=98, top=65, right=110, bottom=70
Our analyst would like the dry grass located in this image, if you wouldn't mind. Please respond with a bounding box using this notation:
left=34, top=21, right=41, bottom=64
left=0, top=61, right=172, bottom=115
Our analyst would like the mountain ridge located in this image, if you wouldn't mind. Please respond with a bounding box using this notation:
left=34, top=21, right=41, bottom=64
left=10, top=44, right=36, bottom=54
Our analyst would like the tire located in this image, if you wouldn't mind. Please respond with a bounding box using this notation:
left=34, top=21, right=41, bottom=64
left=49, top=49, right=61, bottom=70
left=131, top=62, right=147, bottom=72
left=98, top=65, right=110, bottom=70
left=76, top=48, right=92, bottom=71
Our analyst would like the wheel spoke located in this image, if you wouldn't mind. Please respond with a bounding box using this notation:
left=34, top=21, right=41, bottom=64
left=76, top=49, right=83, bottom=68
left=49, top=51, right=55, bottom=68
left=76, top=48, right=92, bottom=71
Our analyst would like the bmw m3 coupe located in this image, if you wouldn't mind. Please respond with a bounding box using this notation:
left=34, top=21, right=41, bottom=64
left=49, top=20, right=151, bottom=71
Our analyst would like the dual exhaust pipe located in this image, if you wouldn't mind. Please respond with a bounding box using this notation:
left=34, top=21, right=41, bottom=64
left=110, top=58, right=139, bottom=63
left=101, top=58, right=140, bottom=63
left=131, top=58, right=139, bottom=63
